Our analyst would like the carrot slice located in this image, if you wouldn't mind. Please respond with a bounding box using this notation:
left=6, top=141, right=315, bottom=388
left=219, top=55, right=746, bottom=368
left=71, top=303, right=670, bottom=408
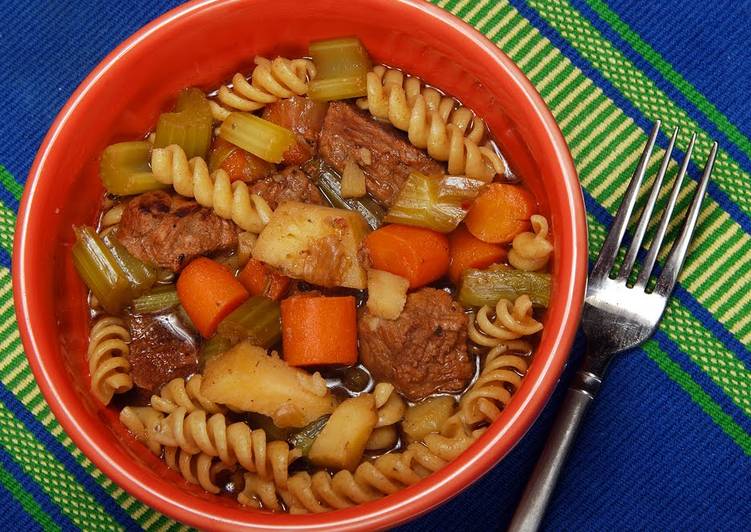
left=281, top=295, right=357, bottom=366
left=176, top=257, right=249, bottom=337
left=448, top=224, right=507, bottom=283
left=365, top=224, right=450, bottom=288
left=237, top=259, right=291, bottom=301
left=464, top=183, right=536, bottom=243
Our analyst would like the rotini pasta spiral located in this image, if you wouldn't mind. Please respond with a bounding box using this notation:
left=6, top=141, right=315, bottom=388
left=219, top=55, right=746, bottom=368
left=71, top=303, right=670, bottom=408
left=365, top=383, right=406, bottom=451
left=88, top=316, right=133, bottom=405
left=150, top=374, right=225, bottom=415
left=151, top=144, right=273, bottom=233
left=100, top=203, right=124, bottom=229
left=154, top=406, right=301, bottom=489
left=238, top=433, right=476, bottom=513
left=210, top=57, right=317, bottom=121
left=456, top=346, right=528, bottom=426
left=357, top=65, right=505, bottom=181
left=508, top=214, right=553, bottom=272
left=469, top=295, right=543, bottom=345
left=164, top=445, right=227, bottom=494
left=119, top=405, right=165, bottom=455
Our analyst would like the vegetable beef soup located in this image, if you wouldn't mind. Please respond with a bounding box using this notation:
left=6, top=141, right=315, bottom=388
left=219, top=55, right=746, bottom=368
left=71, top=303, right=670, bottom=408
left=75, top=37, right=553, bottom=513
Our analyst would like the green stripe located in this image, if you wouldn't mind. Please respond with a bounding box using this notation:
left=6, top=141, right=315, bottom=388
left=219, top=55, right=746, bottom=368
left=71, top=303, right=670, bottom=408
left=0, top=460, right=61, bottom=531
left=585, top=0, right=751, bottom=162
left=0, top=165, right=23, bottom=202
left=644, top=341, right=751, bottom=455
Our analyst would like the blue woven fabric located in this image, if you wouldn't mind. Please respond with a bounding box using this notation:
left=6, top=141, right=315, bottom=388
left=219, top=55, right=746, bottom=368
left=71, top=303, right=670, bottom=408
left=1, top=1, right=749, bottom=530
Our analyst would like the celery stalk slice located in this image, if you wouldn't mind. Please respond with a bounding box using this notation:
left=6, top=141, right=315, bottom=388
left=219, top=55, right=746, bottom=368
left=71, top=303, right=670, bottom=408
left=458, top=266, right=551, bottom=308
left=154, top=88, right=213, bottom=159
left=101, top=233, right=156, bottom=297
left=132, top=285, right=179, bottom=314
left=72, top=226, right=130, bottom=314
left=308, top=76, right=368, bottom=101
left=385, top=172, right=470, bottom=233
left=216, top=295, right=281, bottom=348
left=219, top=113, right=295, bottom=164
left=100, top=141, right=167, bottom=196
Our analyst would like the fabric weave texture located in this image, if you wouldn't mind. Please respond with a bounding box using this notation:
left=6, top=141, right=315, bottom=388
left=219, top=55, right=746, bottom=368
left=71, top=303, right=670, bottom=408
left=1, top=0, right=749, bottom=530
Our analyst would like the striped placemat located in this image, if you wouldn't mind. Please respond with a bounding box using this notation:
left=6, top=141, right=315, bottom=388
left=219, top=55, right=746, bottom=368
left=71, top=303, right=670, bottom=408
left=1, top=0, right=749, bottom=529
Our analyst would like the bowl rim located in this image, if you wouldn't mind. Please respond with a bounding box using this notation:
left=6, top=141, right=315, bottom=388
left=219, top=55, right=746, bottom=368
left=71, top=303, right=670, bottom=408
left=13, top=0, right=587, bottom=529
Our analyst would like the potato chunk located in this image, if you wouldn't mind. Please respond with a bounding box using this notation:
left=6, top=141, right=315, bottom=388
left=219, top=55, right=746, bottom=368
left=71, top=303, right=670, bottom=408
left=366, top=269, right=409, bottom=319
left=252, top=201, right=369, bottom=289
left=308, top=394, right=377, bottom=471
left=402, top=395, right=457, bottom=442
left=200, top=341, right=336, bottom=428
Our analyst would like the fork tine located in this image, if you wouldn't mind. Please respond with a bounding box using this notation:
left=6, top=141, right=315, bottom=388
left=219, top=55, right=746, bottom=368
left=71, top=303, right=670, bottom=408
left=653, top=141, right=717, bottom=296
left=591, top=121, right=661, bottom=279
left=617, top=126, right=678, bottom=281
left=635, top=133, right=696, bottom=289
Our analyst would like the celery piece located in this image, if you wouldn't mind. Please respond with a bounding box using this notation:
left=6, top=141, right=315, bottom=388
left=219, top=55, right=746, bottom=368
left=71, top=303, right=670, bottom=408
left=437, top=175, right=486, bottom=203
left=100, top=141, right=167, bottom=196
left=385, top=172, right=468, bottom=233
left=198, top=335, right=233, bottom=370
left=308, top=76, right=368, bottom=102
left=101, top=233, right=156, bottom=297
left=287, top=415, right=330, bottom=456
left=154, top=88, right=213, bottom=159
left=216, top=295, right=281, bottom=348
left=458, top=266, right=551, bottom=308
left=304, top=159, right=384, bottom=230
left=71, top=226, right=130, bottom=314
left=309, top=37, right=371, bottom=80
left=219, top=113, right=295, bottom=164
left=132, top=285, right=179, bottom=314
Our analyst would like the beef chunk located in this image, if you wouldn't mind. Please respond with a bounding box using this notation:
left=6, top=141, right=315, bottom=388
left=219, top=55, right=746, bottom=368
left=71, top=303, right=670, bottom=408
left=358, top=288, right=473, bottom=401
left=116, top=190, right=238, bottom=272
left=248, top=166, right=324, bottom=209
left=125, top=313, right=198, bottom=394
left=318, top=102, right=443, bottom=206
left=262, top=96, right=329, bottom=165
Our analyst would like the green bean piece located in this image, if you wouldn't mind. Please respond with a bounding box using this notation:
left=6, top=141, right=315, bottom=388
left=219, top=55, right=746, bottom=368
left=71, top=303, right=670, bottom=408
left=132, top=285, right=180, bottom=314
left=287, top=415, right=330, bottom=456
left=385, top=172, right=480, bottom=233
left=154, top=88, right=213, bottom=159
left=101, top=233, right=156, bottom=297
left=458, top=266, right=551, bottom=308
left=305, top=159, right=384, bottom=230
left=198, top=334, right=233, bottom=370
left=71, top=226, right=130, bottom=314
left=100, top=141, right=167, bottom=196
left=216, top=296, right=281, bottom=348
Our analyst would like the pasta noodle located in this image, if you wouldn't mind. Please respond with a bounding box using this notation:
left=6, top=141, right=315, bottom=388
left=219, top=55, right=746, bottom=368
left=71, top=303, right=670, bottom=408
left=508, top=214, right=553, bottom=272
left=119, top=405, right=165, bottom=455
left=365, top=382, right=406, bottom=450
left=164, top=446, right=227, bottom=494
left=210, top=57, right=317, bottom=121
left=153, top=406, right=301, bottom=489
left=238, top=434, right=475, bottom=513
left=150, top=374, right=225, bottom=415
left=469, top=295, right=542, bottom=345
left=151, top=144, right=273, bottom=233
left=100, top=203, right=124, bottom=228
left=87, top=316, right=133, bottom=405
left=357, top=65, right=505, bottom=181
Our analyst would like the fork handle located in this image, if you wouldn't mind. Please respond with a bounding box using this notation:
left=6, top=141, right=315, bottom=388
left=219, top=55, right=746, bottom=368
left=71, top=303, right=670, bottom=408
left=508, top=371, right=602, bottom=532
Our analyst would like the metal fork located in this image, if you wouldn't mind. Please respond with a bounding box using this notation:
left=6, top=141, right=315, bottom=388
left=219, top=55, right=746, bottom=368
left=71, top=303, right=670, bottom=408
left=508, top=122, right=718, bottom=532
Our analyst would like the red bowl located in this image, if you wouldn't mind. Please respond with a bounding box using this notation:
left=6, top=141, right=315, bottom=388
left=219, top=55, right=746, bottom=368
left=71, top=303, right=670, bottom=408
left=13, top=0, right=587, bottom=529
